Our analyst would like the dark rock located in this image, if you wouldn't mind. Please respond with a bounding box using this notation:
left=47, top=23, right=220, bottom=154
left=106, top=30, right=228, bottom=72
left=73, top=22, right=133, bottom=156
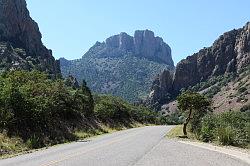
left=148, top=70, right=173, bottom=109
left=0, top=0, right=60, bottom=77
left=65, top=75, right=80, bottom=89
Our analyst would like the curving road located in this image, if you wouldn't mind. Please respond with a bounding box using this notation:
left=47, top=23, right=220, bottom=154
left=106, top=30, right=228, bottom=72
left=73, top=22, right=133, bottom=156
left=0, top=126, right=249, bottom=166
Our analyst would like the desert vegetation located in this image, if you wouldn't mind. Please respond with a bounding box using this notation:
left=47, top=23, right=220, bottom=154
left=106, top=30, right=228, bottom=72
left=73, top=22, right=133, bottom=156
left=0, top=70, right=166, bottom=156
left=174, top=91, right=250, bottom=148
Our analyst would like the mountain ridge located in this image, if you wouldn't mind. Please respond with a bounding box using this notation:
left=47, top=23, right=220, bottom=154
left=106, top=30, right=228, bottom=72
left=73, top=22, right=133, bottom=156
left=147, top=22, right=250, bottom=111
left=82, top=30, right=174, bottom=66
left=60, top=30, right=174, bottom=102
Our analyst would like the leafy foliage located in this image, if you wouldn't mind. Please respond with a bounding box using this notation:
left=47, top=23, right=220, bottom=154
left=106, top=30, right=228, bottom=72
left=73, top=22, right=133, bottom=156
left=0, top=70, right=164, bottom=153
left=94, top=95, right=165, bottom=124
left=0, top=70, right=94, bottom=147
left=177, top=91, right=211, bottom=135
left=200, top=111, right=250, bottom=147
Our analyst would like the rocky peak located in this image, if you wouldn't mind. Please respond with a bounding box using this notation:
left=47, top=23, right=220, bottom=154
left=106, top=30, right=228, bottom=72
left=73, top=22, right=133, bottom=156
left=90, top=30, right=174, bottom=67
left=134, top=30, right=173, bottom=65
left=0, top=0, right=60, bottom=76
left=105, top=32, right=134, bottom=51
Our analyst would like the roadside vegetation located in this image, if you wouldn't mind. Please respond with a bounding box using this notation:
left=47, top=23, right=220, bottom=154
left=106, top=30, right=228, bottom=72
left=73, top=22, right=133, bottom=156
left=0, top=70, right=166, bottom=157
left=167, top=91, right=250, bottom=149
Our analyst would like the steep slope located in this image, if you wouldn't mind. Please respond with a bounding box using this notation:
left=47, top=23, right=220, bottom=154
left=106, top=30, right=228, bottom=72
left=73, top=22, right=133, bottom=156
left=147, top=22, right=250, bottom=111
left=0, top=0, right=60, bottom=77
left=60, top=30, right=174, bottom=102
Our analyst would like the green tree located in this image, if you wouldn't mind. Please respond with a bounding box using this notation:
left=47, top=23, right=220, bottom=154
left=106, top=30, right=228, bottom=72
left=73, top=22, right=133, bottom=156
left=177, top=91, right=210, bottom=136
left=80, top=80, right=94, bottom=117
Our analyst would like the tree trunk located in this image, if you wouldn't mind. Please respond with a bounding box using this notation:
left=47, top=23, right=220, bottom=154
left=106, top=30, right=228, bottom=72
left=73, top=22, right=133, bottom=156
left=183, top=109, right=192, bottom=136
left=183, top=122, right=188, bottom=136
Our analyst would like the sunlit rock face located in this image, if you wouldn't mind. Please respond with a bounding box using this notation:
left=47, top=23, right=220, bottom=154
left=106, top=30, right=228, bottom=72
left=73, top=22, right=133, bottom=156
left=147, top=22, right=250, bottom=110
left=84, top=30, right=174, bottom=66
left=0, top=0, right=60, bottom=76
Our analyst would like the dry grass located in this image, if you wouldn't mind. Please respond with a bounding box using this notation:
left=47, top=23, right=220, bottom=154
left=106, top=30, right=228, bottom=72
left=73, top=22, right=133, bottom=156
left=0, top=133, right=29, bottom=158
left=0, top=122, right=147, bottom=159
left=166, top=125, right=197, bottom=140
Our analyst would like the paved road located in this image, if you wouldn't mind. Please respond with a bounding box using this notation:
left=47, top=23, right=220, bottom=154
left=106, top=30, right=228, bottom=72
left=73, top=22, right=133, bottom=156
left=0, top=126, right=248, bottom=166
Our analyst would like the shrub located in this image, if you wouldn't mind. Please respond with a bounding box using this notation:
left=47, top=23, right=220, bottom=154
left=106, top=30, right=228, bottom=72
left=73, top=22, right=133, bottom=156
left=204, top=85, right=221, bottom=98
left=0, top=70, right=94, bottom=147
left=94, top=95, right=164, bottom=124
left=238, top=87, right=247, bottom=94
left=200, top=114, right=217, bottom=142
left=177, top=91, right=211, bottom=136
left=0, top=70, right=165, bottom=150
left=200, top=111, right=249, bottom=147
left=216, top=126, right=235, bottom=145
left=164, top=112, right=184, bottom=125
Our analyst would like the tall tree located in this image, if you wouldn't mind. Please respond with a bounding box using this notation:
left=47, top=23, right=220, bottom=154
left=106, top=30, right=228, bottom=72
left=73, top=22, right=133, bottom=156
left=177, top=91, right=210, bottom=136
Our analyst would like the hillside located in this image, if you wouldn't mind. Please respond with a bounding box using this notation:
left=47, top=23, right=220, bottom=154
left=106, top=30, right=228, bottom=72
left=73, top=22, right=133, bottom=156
left=147, top=22, right=250, bottom=111
left=60, top=30, right=174, bottom=102
left=0, top=0, right=60, bottom=77
left=0, top=70, right=165, bottom=156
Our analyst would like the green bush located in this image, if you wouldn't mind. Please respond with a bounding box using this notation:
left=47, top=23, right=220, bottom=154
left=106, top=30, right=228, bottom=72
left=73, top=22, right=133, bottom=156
left=164, top=112, right=184, bottom=125
left=0, top=70, right=164, bottom=150
left=204, top=85, right=221, bottom=98
left=94, top=95, right=165, bottom=124
left=200, top=115, right=217, bottom=142
left=0, top=70, right=94, bottom=147
left=200, top=111, right=249, bottom=147
left=216, top=126, right=235, bottom=145
left=238, top=87, right=247, bottom=94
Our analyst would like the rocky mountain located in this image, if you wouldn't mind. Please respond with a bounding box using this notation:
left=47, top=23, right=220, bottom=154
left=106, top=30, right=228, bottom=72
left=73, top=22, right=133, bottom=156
left=60, top=30, right=174, bottom=102
left=147, top=22, right=250, bottom=111
left=0, top=0, right=60, bottom=77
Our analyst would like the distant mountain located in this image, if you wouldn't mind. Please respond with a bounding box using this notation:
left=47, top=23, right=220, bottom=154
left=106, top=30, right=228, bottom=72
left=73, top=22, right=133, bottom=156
left=0, top=0, right=60, bottom=77
left=60, top=30, right=174, bottom=102
left=147, top=22, right=250, bottom=112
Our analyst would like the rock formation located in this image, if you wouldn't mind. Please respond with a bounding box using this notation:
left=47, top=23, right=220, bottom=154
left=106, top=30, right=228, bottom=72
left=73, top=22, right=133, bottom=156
left=147, top=22, right=250, bottom=109
left=0, top=0, right=60, bottom=77
left=65, top=75, right=80, bottom=89
left=148, top=70, right=174, bottom=109
left=60, top=30, right=174, bottom=102
left=84, top=30, right=174, bottom=66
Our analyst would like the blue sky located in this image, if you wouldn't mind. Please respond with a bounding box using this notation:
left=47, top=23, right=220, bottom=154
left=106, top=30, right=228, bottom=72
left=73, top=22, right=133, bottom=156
left=26, top=0, right=250, bottom=65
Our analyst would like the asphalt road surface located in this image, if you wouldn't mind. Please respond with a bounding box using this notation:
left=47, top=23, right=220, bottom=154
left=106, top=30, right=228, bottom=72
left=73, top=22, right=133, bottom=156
left=0, top=126, right=249, bottom=166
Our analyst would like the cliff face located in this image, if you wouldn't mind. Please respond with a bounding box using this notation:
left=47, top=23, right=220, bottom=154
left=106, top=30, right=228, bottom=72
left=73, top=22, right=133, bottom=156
left=148, top=70, right=173, bottom=109
left=84, top=30, right=174, bottom=66
left=147, top=22, right=250, bottom=109
left=0, top=0, right=60, bottom=76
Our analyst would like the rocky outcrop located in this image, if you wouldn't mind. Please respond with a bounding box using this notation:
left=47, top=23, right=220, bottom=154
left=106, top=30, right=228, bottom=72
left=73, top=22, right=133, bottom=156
left=0, top=0, right=60, bottom=77
left=147, top=22, right=250, bottom=109
left=235, top=22, right=250, bottom=71
left=65, top=75, right=80, bottom=89
left=148, top=70, right=174, bottom=109
left=84, top=30, right=174, bottom=67
left=134, top=30, right=173, bottom=65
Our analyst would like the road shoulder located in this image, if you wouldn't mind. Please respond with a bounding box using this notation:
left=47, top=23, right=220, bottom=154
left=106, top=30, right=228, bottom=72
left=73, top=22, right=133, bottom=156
left=178, top=140, right=250, bottom=165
